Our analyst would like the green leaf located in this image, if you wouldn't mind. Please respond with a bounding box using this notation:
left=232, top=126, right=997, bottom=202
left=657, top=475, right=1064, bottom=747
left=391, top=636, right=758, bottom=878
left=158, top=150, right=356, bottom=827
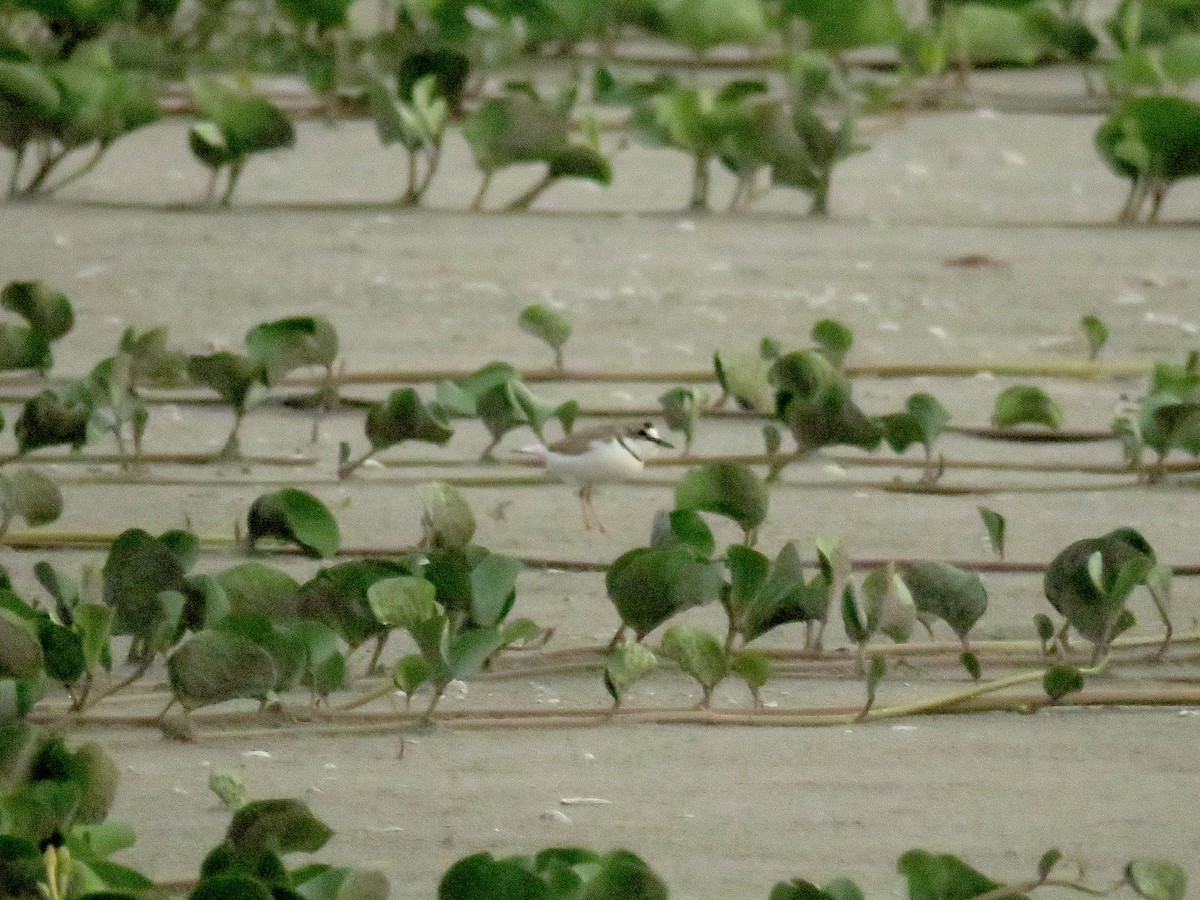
left=463, top=93, right=570, bottom=175
left=581, top=849, right=668, bottom=900
left=293, top=865, right=390, bottom=900
left=469, top=553, right=523, bottom=628
left=1126, top=860, right=1188, bottom=900
left=1096, top=96, right=1200, bottom=188
left=1043, top=664, right=1084, bottom=701
left=102, top=529, right=187, bottom=637
left=674, top=462, right=769, bottom=535
left=991, top=385, right=1062, bottom=430
left=841, top=585, right=868, bottom=644
left=75, top=604, right=113, bottom=673
left=367, top=576, right=439, bottom=632
left=547, top=144, right=612, bottom=184
left=0, top=469, right=62, bottom=528
left=0, top=608, right=43, bottom=679
left=445, top=626, right=506, bottom=682
left=208, top=770, right=247, bottom=811
left=420, top=482, right=476, bottom=551
left=0, top=325, right=51, bottom=373
left=731, top=650, right=773, bottom=688
left=1045, top=529, right=1155, bottom=647
left=603, top=640, right=658, bottom=704
left=297, top=560, right=408, bottom=648
left=190, top=874, right=275, bottom=900
left=518, top=307, right=568, bottom=362
left=897, top=849, right=1004, bottom=900
left=650, top=509, right=716, bottom=558
left=860, top=564, right=916, bottom=643
left=227, top=798, right=333, bottom=855
left=187, top=352, right=261, bottom=415
left=944, top=3, right=1050, bottom=67
left=960, top=651, right=981, bottom=680
left=659, top=387, right=705, bottom=451
left=438, top=852, right=549, bottom=900
left=190, top=78, right=295, bottom=160
left=1037, top=850, right=1062, bottom=880
left=660, top=625, right=727, bottom=697
left=247, top=488, right=340, bottom=559
left=15, top=390, right=90, bottom=452
left=1081, top=315, right=1108, bottom=361
left=902, top=562, right=988, bottom=642
left=772, top=351, right=882, bottom=452
left=216, top=563, right=301, bottom=621
left=659, top=0, right=771, bottom=55
left=365, top=388, right=454, bottom=453
left=166, top=630, right=277, bottom=710
left=978, top=507, right=1005, bottom=559
left=784, top=0, right=905, bottom=50
left=245, top=316, right=338, bottom=385
left=1034, top=613, right=1055, bottom=644
left=38, top=620, right=83, bottom=684
left=393, top=653, right=430, bottom=696
left=67, top=821, right=137, bottom=860
left=1, top=281, right=73, bottom=341
left=811, top=318, right=853, bottom=365
left=713, top=349, right=774, bottom=413
left=606, top=547, right=724, bottom=638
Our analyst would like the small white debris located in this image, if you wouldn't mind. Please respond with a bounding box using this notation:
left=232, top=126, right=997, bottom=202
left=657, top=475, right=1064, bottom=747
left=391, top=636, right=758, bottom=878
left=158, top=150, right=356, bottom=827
left=1114, top=291, right=1145, bottom=306
left=77, top=265, right=106, bottom=278
left=324, top=763, right=338, bottom=770
left=855, top=260, right=875, bottom=271
left=976, top=108, right=998, bottom=120
left=1001, top=151, right=1027, bottom=167
left=54, top=234, right=70, bottom=247
left=974, top=371, right=996, bottom=381
left=446, top=679, right=468, bottom=700
left=104, top=315, right=124, bottom=326
left=763, top=700, right=779, bottom=709
left=308, top=786, right=323, bottom=793
left=361, top=458, right=385, bottom=469
left=891, top=724, right=918, bottom=732
left=928, top=326, right=948, bottom=340
left=243, top=750, right=272, bottom=759
left=905, top=162, right=929, bottom=178
left=822, top=464, right=849, bottom=479
left=374, top=215, right=395, bottom=225
left=677, top=219, right=697, bottom=232
left=561, top=797, right=612, bottom=806
left=541, top=810, right=572, bottom=824
left=172, top=786, right=189, bottom=794
left=1178, top=709, right=1198, bottom=716
left=583, top=753, right=596, bottom=761
left=878, top=321, right=901, bottom=332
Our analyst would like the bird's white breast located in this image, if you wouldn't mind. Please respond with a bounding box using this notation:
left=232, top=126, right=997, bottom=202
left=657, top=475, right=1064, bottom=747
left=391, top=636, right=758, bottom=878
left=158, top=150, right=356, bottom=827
left=543, top=437, right=652, bottom=487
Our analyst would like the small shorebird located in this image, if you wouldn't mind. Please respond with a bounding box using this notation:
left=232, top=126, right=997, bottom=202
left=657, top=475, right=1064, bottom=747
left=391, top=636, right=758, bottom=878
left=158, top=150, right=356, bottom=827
left=519, top=421, right=673, bottom=532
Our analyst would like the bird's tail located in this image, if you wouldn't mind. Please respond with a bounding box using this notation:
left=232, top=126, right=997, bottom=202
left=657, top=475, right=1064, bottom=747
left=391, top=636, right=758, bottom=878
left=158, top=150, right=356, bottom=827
left=513, top=443, right=549, bottom=466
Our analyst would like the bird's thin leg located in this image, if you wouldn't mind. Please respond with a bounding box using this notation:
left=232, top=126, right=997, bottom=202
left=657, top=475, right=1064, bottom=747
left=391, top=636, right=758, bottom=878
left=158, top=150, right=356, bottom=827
left=578, top=485, right=593, bottom=531
left=588, top=485, right=607, bottom=534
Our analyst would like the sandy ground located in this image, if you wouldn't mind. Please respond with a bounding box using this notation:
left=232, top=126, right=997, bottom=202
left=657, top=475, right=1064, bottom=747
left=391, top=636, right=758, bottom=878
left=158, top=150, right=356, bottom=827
left=2, top=80, right=1200, bottom=898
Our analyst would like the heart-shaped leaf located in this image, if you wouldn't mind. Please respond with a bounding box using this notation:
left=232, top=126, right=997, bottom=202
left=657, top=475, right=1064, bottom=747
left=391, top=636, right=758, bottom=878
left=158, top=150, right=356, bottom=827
left=674, top=462, right=769, bottom=537
left=166, top=630, right=277, bottom=710
left=604, top=640, right=658, bottom=706
left=245, top=316, right=338, bottom=385
left=1126, top=860, right=1188, bottom=900
left=660, top=625, right=727, bottom=701
left=227, top=798, right=333, bottom=854
left=247, top=488, right=340, bottom=559
left=365, top=388, right=454, bottom=453
left=992, top=385, right=1062, bottom=430
left=902, top=562, right=987, bottom=643
left=367, top=576, right=440, bottom=632
left=420, top=481, right=476, bottom=551
left=860, top=563, right=916, bottom=643
left=1, top=281, right=73, bottom=341
left=607, top=547, right=724, bottom=638
left=0, top=469, right=62, bottom=528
